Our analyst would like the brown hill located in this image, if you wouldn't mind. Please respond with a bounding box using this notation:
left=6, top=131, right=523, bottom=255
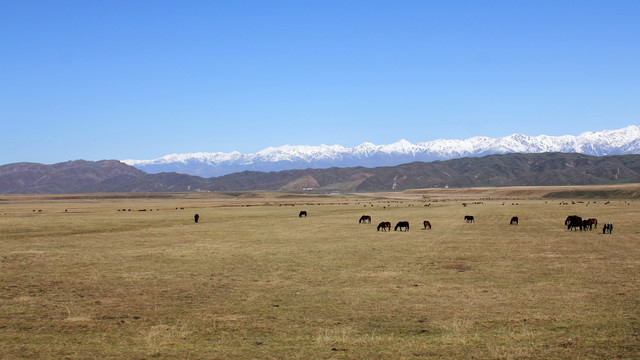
left=1, top=153, right=640, bottom=194
left=0, top=160, right=146, bottom=194
left=194, top=153, right=640, bottom=192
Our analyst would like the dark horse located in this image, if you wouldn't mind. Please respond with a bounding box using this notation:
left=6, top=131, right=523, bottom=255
left=194, top=214, right=200, bottom=223
left=299, top=211, right=307, bottom=218
left=602, top=222, right=613, bottom=234
left=359, top=215, right=372, bottom=224
left=582, top=219, right=594, bottom=231
left=394, top=221, right=410, bottom=231
left=377, top=221, right=391, bottom=231
left=464, top=215, right=474, bottom=223
left=565, top=215, right=582, bottom=231
left=423, top=221, right=431, bottom=230
left=510, top=216, right=518, bottom=225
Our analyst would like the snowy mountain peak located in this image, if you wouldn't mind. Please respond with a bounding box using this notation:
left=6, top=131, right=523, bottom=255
left=122, top=125, right=640, bottom=177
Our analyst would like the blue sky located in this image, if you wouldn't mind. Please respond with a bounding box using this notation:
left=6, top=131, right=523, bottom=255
left=1, top=1, right=638, bottom=164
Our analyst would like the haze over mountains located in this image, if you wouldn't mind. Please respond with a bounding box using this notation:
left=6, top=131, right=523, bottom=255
left=124, top=126, right=640, bottom=177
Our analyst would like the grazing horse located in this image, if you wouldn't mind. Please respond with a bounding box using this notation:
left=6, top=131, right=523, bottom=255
left=602, top=222, right=613, bottom=234
left=510, top=216, right=518, bottom=225
left=565, top=215, right=582, bottom=231
left=582, top=218, right=595, bottom=231
left=423, top=221, right=431, bottom=230
left=464, top=215, right=474, bottom=223
left=394, top=221, right=410, bottom=231
left=377, top=221, right=391, bottom=231
left=299, top=211, right=307, bottom=218
left=588, top=218, right=598, bottom=229
left=194, top=214, right=199, bottom=223
left=359, top=215, right=372, bottom=224
left=565, top=215, right=578, bottom=226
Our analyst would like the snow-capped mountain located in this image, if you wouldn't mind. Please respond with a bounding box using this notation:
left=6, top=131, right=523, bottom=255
left=123, top=125, right=640, bottom=177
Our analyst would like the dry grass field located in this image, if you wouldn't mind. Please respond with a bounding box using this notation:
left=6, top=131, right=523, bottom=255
left=1, top=185, right=639, bottom=359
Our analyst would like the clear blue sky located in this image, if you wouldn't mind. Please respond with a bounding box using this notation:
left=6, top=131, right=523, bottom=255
left=1, top=0, right=638, bottom=164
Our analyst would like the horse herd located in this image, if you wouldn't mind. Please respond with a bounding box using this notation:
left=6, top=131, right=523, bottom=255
left=362, top=215, right=412, bottom=231
left=565, top=215, right=613, bottom=234
left=368, top=215, right=485, bottom=232
left=338, top=214, right=514, bottom=232
left=345, top=215, right=418, bottom=232
left=301, top=211, right=615, bottom=234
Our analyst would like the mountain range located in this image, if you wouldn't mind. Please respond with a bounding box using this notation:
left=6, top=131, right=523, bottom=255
left=2, top=152, right=640, bottom=194
left=123, top=126, right=640, bottom=177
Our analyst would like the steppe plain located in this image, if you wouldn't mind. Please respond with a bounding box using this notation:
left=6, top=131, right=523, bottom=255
left=1, top=185, right=639, bottom=359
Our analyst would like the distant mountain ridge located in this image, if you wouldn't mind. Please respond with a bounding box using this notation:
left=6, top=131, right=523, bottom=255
left=123, top=125, right=640, bottom=177
left=2, top=153, right=640, bottom=194
left=0, top=160, right=145, bottom=194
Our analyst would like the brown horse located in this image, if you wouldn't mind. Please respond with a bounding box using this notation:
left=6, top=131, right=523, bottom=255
left=588, top=218, right=598, bottom=229
left=565, top=215, right=582, bottom=231
left=377, top=221, right=391, bottom=231
left=423, top=221, right=431, bottom=230
left=359, top=215, right=372, bottom=224
left=394, top=221, right=410, bottom=231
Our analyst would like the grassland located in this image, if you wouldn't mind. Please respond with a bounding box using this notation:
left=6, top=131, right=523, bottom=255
left=1, top=185, right=639, bottom=359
